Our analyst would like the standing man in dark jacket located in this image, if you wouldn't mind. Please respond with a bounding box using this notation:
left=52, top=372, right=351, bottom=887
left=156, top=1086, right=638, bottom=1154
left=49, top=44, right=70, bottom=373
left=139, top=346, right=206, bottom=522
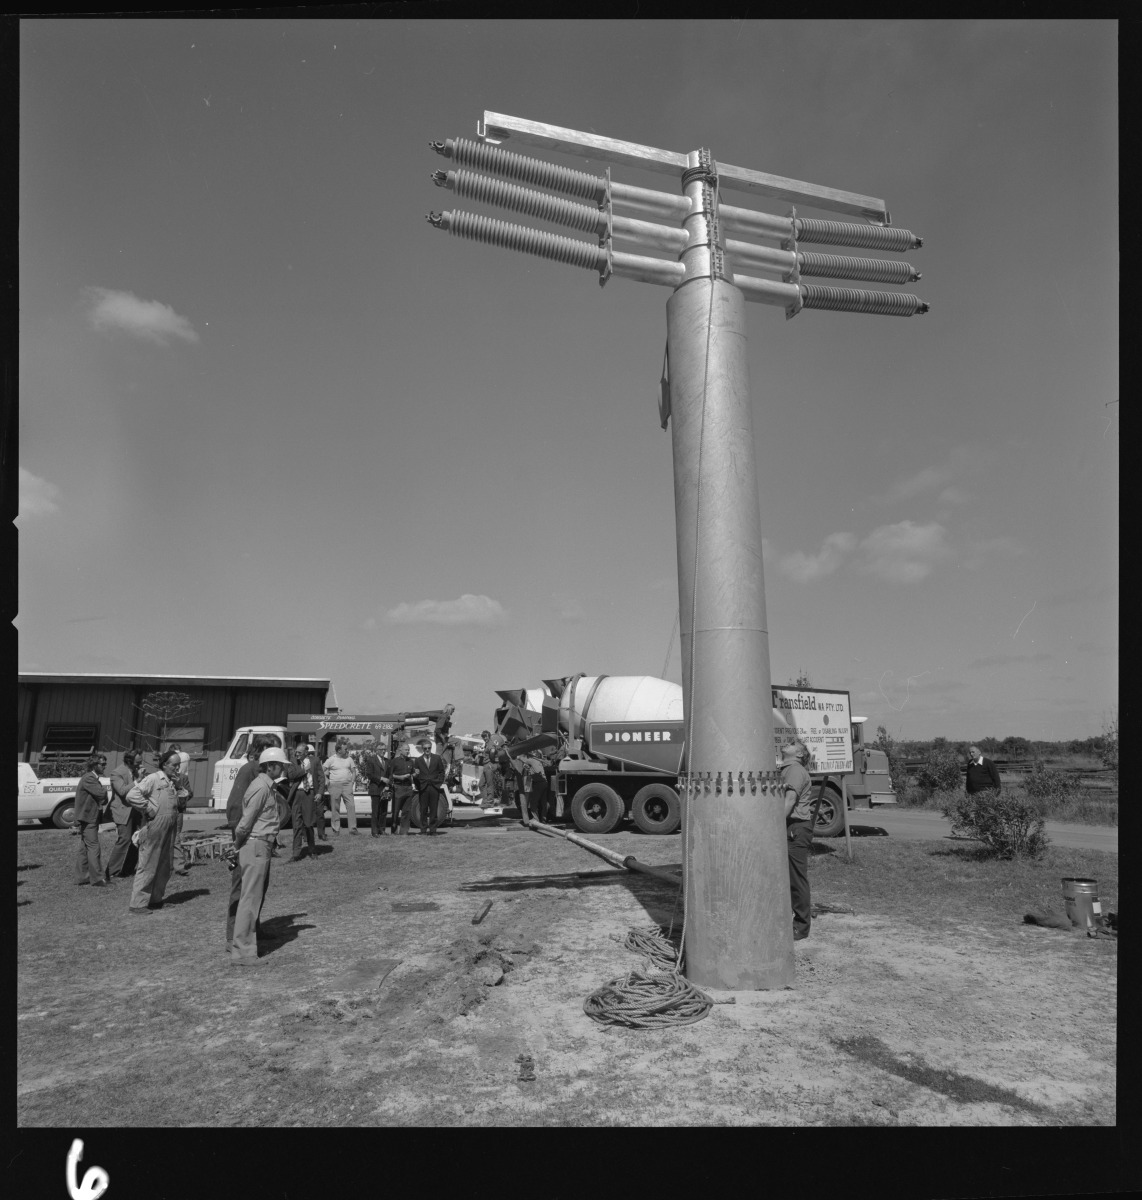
left=106, top=751, right=141, bottom=879
left=361, top=741, right=390, bottom=837
left=388, top=741, right=416, bottom=834
left=781, top=741, right=815, bottom=942
left=413, top=739, right=446, bottom=835
left=964, top=746, right=1002, bottom=795
left=74, top=754, right=110, bottom=887
left=285, top=743, right=323, bottom=862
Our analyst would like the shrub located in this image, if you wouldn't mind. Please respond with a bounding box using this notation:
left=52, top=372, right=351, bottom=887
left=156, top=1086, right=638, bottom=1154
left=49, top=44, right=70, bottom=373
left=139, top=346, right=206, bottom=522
left=940, top=789, right=1050, bottom=859
left=873, top=726, right=911, bottom=798
left=1023, top=762, right=1083, bottom=805
left=35, top=757, right=90, bottom=779
left=1101, top=710, right=1118, bottom=780
left=915, top=746, right=962, bottom=796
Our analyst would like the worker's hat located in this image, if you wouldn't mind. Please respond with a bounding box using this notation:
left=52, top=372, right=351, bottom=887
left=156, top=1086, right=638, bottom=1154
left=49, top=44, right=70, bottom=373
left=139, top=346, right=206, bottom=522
left=259, top=747, right=290, bottom=766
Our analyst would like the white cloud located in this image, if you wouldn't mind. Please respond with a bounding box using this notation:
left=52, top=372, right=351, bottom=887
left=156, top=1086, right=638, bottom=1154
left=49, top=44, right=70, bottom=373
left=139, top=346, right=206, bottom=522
left=879, top=463, right=956, bottom=504
left=84, top=287, right=200, bottom=345
left=776, top=532, right=857, bottom=584
left=874, top=445, right=983, bottom=506
left=385, top=593, right=507, bottom=626
left=18, top=468, right=60, bottom=518
left=858, top=521, right=951, bottom=583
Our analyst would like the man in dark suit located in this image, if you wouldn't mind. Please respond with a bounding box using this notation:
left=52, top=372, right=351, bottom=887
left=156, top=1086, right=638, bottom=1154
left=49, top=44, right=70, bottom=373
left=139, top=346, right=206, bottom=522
left=388, top=740, right=417, bottom=834
left=106, top=750, right=141, bottom=879
left=74, top=754, right=110, bottom=887
left=964, top=745, right=1002, bottom=795
left=413, top=738, right=446, bottom=835
left=361, top=741, right=390, bottom=837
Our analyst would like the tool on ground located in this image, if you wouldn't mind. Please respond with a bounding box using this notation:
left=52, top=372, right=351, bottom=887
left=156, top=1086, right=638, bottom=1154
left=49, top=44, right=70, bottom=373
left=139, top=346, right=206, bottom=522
left=472, top=900, right=493, bottom=925
left=527, top=820, right=680, bottom=885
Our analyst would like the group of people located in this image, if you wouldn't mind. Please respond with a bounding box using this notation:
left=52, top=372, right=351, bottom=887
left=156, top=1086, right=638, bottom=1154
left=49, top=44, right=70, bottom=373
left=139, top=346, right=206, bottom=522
left=69, top=730, right=823, bottom=962
left=219, top=735, right=452, bottom=964
left=472, top=730, right=556, bottom=826
left=72, top=746, right=195, bottom=918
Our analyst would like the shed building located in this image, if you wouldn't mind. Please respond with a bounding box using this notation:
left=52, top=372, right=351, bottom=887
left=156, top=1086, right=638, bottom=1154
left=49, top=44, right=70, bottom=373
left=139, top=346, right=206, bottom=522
left=17, top=673, right=334, bottom=807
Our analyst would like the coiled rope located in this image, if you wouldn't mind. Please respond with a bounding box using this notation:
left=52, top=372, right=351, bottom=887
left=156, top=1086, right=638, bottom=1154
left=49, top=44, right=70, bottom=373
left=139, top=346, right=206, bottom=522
left=582, top=926, right=713, bottom=1029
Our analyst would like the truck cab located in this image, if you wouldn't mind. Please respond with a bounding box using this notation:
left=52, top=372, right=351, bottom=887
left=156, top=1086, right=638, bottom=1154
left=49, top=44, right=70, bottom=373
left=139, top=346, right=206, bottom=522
left=808, top=717, right=897, bottom=837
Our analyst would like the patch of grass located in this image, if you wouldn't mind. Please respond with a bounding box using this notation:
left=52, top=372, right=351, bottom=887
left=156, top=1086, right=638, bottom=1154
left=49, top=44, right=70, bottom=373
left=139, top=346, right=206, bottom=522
left=895, top=782, right=1116, bottom=826
left=832, top=1033, right=1046, bottom=1113
left=811, top=837, right=1118, bottom=930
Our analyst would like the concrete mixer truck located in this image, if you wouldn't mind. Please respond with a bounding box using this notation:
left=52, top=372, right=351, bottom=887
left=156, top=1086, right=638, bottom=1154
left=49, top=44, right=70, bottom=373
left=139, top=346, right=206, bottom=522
left=493, top=675, right=895, bottom=837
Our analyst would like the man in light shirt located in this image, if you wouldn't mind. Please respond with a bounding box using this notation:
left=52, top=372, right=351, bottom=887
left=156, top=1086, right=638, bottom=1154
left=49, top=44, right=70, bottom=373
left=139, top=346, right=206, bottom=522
left=323, top=741, right=358, bottom=835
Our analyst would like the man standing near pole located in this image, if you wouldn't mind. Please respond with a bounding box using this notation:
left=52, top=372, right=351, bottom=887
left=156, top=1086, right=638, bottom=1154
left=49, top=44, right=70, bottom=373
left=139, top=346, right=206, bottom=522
left=781, top=742, right=815, bottom=942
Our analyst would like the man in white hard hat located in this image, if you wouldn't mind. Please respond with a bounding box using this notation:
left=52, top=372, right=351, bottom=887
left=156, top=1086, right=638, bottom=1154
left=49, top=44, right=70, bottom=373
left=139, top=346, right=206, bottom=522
left=228, top=746, right=288, bottom=965
left=781, top=741, right=815, bottom=942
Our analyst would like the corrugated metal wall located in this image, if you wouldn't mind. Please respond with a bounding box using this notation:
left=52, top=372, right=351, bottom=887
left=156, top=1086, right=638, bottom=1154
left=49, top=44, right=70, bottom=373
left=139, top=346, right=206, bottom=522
left=18, top=681, right=328, bottom=809
left=19, top=684, right=328, bottom=755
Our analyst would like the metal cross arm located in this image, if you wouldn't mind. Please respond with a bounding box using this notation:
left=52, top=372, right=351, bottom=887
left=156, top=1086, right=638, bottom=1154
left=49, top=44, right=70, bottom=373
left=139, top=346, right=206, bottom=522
left=479, top=111, right=891, bottom=224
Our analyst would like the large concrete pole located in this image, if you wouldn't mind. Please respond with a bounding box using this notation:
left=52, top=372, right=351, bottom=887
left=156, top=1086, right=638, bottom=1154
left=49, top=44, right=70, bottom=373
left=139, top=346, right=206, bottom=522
left=668, top=153, right=793, bottom=990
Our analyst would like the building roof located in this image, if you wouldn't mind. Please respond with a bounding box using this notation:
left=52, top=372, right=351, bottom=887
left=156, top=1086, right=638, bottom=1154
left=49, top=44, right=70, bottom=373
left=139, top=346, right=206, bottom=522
left=19, top=673, right=332, bottom=690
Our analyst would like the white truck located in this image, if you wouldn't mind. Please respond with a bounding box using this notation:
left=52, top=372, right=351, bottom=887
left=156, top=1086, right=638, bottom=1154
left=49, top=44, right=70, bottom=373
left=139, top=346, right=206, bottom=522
left=208, top=711, right=464, bottom=827
left=17, top=762, right=111, bottom=829
left=494, top=675, right=896, bottom=837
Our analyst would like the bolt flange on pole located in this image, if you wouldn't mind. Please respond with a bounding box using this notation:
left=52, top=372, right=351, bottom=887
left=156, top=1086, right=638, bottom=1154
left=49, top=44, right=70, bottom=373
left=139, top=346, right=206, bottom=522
left=670, top=150, right=793, bottom=990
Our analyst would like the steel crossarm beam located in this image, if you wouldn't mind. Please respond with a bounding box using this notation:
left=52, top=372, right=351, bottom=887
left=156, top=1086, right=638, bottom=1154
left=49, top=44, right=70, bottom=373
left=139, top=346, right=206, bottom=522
left=479, top=111, right=890, bottom=223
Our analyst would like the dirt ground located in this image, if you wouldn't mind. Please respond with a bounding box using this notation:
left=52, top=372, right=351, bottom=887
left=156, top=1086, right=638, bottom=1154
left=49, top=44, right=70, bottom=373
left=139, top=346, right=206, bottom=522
left=17, top=813, right=1117, bottom=1127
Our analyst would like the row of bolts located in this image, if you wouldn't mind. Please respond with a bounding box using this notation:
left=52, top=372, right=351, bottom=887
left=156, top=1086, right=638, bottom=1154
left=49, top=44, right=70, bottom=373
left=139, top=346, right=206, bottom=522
left=679, top=771, right=784, bottom=797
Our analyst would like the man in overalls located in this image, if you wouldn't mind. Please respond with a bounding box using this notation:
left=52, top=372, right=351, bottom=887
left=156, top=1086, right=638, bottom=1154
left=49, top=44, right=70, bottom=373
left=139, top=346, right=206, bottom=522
left=229, top=747, right=287, bottom=964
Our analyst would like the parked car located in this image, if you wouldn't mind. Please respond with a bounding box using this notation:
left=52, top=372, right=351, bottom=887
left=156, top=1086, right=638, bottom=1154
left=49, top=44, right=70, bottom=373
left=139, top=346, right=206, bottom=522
left=17, top=761, right=111, bottom=829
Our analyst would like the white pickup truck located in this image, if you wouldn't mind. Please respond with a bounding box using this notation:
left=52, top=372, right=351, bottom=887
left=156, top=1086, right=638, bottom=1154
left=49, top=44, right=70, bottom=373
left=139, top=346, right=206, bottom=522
left=17, top=762, right=111, bottom=829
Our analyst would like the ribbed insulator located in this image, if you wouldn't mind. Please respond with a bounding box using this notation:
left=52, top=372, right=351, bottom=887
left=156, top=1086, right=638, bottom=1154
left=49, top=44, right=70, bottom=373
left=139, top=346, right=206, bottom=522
left=438, top=137, right=606, bottom=204
left=801, top=285, right=929, bottom=317
left=796, top=218, right=921, bottom=252
left=446, top=169, right=605, bottom=235
left=798, top=253, right=919, bottom=285
left=435, top=209, right=606, bottom=273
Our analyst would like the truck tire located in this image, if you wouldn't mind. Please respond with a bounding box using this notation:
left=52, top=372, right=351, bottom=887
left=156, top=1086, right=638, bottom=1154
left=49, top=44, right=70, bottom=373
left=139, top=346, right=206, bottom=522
left=570, top=783, right=625, bottom=835
left=631, top=783, right=681, bottom=835
left=408, top=793, right=449, bottom=830
left=812, top=785, right=845, bottom=838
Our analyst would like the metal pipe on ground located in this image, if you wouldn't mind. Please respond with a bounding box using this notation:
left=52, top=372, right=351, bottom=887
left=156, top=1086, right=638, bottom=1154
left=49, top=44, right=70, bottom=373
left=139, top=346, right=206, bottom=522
left=527, top=820, right=682, bottom=886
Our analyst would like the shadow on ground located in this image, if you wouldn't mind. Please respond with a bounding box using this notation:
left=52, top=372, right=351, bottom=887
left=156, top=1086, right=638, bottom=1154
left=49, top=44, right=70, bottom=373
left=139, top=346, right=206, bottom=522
left=159, top=888, right=211, bottom=907
left=259, top=912, right=316, bottom=955
left=458, top=867, right=681, bottom=894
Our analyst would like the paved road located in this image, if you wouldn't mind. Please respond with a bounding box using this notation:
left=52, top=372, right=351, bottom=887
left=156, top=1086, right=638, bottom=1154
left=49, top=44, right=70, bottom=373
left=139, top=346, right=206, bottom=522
left=845, top=807, right=1117, bottom=854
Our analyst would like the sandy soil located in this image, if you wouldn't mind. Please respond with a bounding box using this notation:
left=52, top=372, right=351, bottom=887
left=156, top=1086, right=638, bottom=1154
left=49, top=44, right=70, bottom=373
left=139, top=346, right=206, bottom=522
left=17, top=817, right=1116, bottom=1126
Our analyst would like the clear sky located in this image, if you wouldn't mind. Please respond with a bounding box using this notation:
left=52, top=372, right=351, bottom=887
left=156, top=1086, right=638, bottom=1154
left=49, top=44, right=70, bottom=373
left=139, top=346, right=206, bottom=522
left=18, top=19, right=1118, bottom=744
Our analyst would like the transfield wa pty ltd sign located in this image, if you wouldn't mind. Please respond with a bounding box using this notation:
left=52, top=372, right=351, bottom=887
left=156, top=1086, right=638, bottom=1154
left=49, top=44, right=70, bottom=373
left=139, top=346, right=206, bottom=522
left=771, top=688, right=854, bottom=774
